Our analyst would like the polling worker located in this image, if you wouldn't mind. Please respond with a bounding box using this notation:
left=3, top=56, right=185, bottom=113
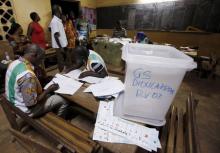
left=64, top=46, right=108, bottom=78
left=49, top=5, right=68, bottom=72
left=27, top=12, right=46, bottom=49
left=112, top=20, right=127, bottom=38
left=5, top=44, right=69, bottom=118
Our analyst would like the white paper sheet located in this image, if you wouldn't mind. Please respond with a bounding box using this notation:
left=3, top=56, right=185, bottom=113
left=93, top=101, right=161, bottom=152
left=64, top=69, right=82, bottom=80
left=64, top=69, right=107, bottom=84
left=44, top=74, right=83, bottom=95
left=83, top=76, right=120, bottom=93
left=79, top=76, right=103, bottom=84
left=87, top=79, right=124, bottom=97
left=93, top=126, right=132, bottom=144
left=65, top=69, right=120, bottom=84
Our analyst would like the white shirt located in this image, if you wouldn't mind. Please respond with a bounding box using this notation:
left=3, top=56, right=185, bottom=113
left=49, top=15, right=67, bottom=48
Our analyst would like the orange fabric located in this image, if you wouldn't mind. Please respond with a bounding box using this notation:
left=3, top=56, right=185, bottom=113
left=23, top=59, right=43, bottom=94
left=64, top=20, right=77, bottom=48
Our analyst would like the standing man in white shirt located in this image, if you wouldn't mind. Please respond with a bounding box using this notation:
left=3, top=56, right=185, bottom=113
left=49, top=5, right=68, bottom=72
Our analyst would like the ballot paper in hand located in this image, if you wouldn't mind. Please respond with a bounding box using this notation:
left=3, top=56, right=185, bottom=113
left=44, top=74, right=83, bottom=95
left=93, top=101, right=161, bottom=152
left=85, top=79, right=124, bottom=97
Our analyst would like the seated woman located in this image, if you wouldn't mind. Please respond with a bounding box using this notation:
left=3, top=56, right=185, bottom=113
left=64, top=46, right=108, bottom=78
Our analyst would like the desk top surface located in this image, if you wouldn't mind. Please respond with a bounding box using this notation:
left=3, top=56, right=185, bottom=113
left=62, top=85, right=99, bottom=113
left=61, top=74, right=138, bottom=153
left=62, top=72, right=124, bottom=114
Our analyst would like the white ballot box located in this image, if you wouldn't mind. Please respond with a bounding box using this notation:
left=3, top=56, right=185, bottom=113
left=121, top=44, right=196, bottom=126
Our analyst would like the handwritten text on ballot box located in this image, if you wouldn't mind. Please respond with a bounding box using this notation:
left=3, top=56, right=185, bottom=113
left=132, top=68, right=175, bottom=100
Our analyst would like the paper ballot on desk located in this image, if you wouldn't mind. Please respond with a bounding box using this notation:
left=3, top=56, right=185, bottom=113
left=93, top=101, right=161, bottom=152
left=64, top=69, right=104, bottom=84
left=64, top=69, right=82, bottom=80
left=80, top=76, right=103, bottom=84
left=83, top=76, right=120, bottom=93
left=44, top=74, right=83, bottom=95
left=86, top=79, right=124, bottom=97
left=93, top=126, right=133, bottom=144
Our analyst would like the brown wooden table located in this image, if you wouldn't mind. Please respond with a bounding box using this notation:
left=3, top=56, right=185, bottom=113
left=62, top=72, right=124, bottom=114
left=62, top=85, right=99, bottom=114
left=61, top=74, right=139, bottom=153
left=59, top=74, right=199, bottom=153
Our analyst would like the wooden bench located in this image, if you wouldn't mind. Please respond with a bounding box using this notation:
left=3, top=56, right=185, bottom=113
left=158, top=92, right=200, bottom=153
left=1, top=92, right=201, bottom=153
left=0, top=95, right=100, bottom=153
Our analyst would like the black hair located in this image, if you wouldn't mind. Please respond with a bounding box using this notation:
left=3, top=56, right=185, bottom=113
left=30, top=12, right=38, bottom=21
left=24, top=43, right=44, bottom=65
left=52, top=5, right=61, bottom=15
left=73, top=46, right=89, bottom=60
left=116, top=20, right=121, bottom=26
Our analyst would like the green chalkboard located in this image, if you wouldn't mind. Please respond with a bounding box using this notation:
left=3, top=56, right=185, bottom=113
left=97, top=0, right=220, bottom=33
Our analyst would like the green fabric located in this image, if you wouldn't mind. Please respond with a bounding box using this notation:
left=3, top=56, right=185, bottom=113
left=8, top=62, right=26, bottom=104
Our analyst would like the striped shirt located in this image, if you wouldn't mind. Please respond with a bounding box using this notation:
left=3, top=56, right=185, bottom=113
left=5, top=57, right=42, bottom=113
left=86, top=50, right=107, bottom=73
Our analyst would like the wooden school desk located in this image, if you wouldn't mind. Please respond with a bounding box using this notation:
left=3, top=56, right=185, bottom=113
left=59, top=79, right=200, bottom=153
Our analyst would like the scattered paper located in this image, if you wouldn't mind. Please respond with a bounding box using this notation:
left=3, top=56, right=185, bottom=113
left=64, top=69, right=107, bottom=84
left=87, top=79, right=124, bottom=97
left=93, top=126, right=132, bottom=144
left=44, top=74, right=83, bottom=95
left=93, top=101, right=161, bottom=152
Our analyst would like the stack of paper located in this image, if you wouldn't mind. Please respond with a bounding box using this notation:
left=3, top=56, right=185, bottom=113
left=84, top=77, right=124, bottom=97
left=44, top=74, right=83, bottom=95
left=93, top=101, right=161, bottom=152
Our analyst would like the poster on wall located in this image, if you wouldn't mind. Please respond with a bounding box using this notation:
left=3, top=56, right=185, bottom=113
left=81, top=7, right=97, bottom=30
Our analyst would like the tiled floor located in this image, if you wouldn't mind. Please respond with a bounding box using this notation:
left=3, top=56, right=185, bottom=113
left=0, top=72, right=219, bottom=153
